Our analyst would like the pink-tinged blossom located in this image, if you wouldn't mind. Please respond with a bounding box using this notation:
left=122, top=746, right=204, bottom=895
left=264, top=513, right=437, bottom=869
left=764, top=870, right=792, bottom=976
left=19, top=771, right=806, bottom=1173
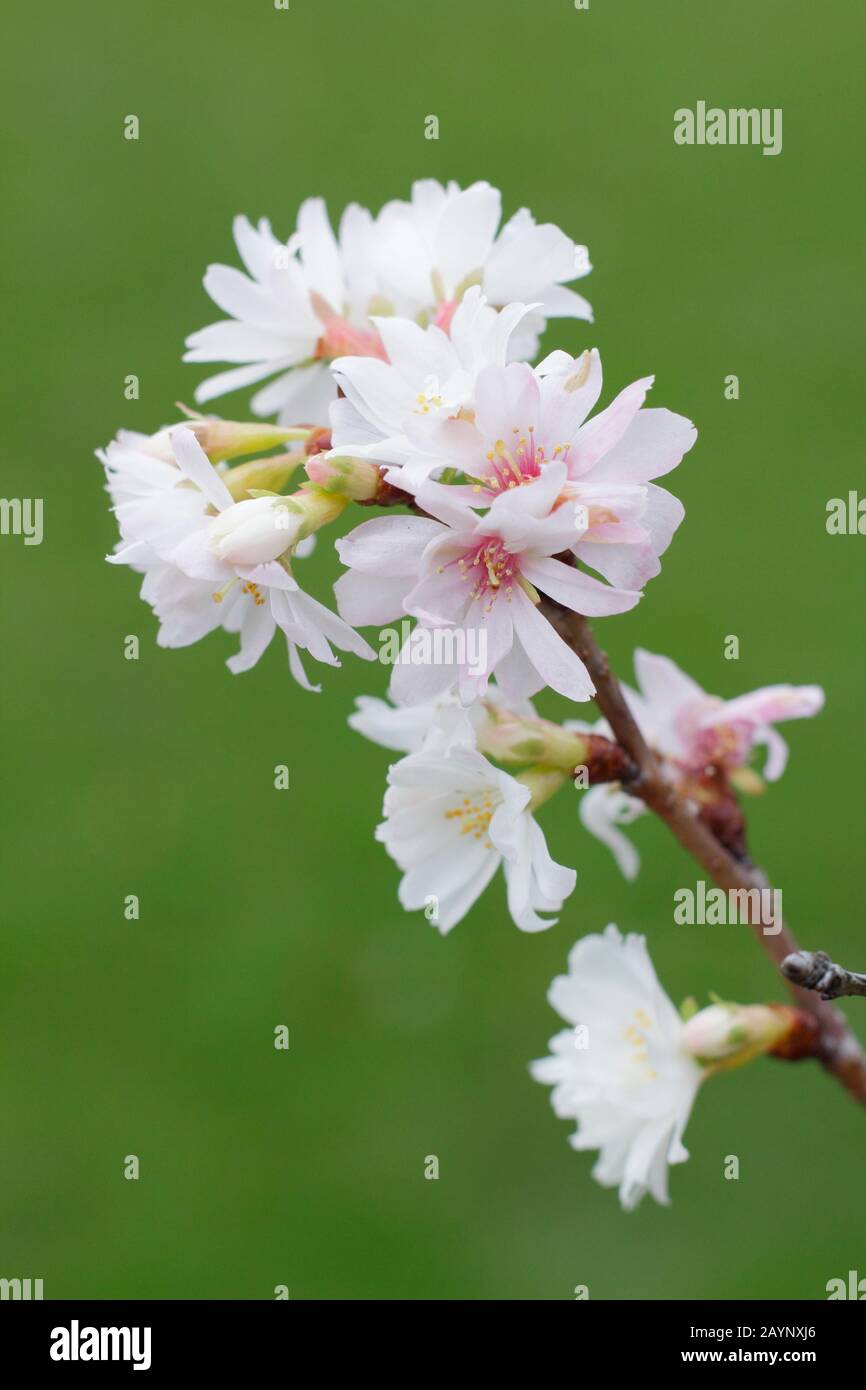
left=625, top=649, right=825, bottom=782
left=102, top=427, right=374, bottom=687
left=185, top=181, right=592, bottom=428
left=184, top=199, right=387, bottom=427
left=332, top=342, right=696, bottom=590
left=569, top=650, right=825, bottom=879
left=335, top=461, right=641, bottom=706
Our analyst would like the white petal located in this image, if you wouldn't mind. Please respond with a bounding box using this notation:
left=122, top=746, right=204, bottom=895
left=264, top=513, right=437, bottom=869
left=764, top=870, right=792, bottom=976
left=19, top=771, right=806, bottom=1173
left=170, top=427, right=233, bottom=511
left=633, top=648, right=706, bottom=712
left=521, top=556, right=641, bottom=617
left=226, top=599, right=276, bottom=673
left=579, top=786, right=644, bottom=881
left=435, top=182, right=501, bottom=293
left=297, top=197, right=344, bottom=310
left=570, top=378, right=654, bottom=476
left=334, top=570, right=410, bottom=626
left=201, top=263, right=289, bottom=333
left=184, top=320, right=301, bottom=364
left=190, top=357, right=296, bottom=405
left=484, top=222, right=577, bottom=303
left=587, top=407, right=697, bottom=485
left=510, top=587, right=595, bottom=702
left=336, top=515, right=443, bottom=575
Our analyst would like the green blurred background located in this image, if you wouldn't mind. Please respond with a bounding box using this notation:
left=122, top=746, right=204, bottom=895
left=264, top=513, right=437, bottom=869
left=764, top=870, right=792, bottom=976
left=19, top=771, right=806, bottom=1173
left=1, top=0, right=864, bottom=1300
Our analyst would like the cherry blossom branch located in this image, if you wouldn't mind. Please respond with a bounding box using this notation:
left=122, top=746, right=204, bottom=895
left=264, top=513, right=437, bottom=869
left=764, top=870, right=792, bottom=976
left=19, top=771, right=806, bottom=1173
left=782, top=951, right=866, bottom=1001
left=540, top=601, right=866, bottom=1108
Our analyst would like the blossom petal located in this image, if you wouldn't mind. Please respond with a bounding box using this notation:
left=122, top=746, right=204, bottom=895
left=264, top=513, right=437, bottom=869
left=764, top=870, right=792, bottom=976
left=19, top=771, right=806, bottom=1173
left=297, top=197, right=344, bottom=310
left=510, top=586, right=595, bottom=701
left=569, top=377, right=654, bottom=477
left=170, top=427, right=233, bottom=511
left=633, top=648, right=706, bottom=712
left=579, top=786, right=644, bottom=881
left=520, top=556, right=641, bottom=617
left=334, top=570, right=410, bottom=626
left=336, top=515, right=443, bottom=575
left=436, top=182, right=502, bottom=293
left=226, top=599, right=276, bottom=674
left=484, top=222, right=578, bottom=303
left=588, top=407, right=697, bottom=485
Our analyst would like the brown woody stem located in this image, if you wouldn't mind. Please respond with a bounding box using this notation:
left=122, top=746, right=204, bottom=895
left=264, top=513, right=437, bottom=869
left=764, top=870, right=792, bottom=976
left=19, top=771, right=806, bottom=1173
left=782, top=951, right=866, bottom=1001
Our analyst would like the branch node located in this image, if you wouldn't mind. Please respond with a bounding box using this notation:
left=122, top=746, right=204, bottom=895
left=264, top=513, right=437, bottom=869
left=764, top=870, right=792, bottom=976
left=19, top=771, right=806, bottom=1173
left=781, top=951, right=866, bottom=1001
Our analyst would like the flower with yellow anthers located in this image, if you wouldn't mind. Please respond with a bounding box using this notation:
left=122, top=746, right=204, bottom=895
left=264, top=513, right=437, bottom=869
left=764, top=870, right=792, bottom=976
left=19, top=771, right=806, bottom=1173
left=328, top=286, right=536, bottom=491
left=413, top=376, right=446, bottom=416
left=531, top=925, right=704, bottom=1210
left=531, top=925, right=808, bottom=1209
left=102, top=425, right=374, bottom=687
left=374, top=710, right=575, bottom=933
left=185, top=179, right=591, bottom=429
left=333, top=324, right=697, bottom=594
left=336, top=458, right=641, bottom=707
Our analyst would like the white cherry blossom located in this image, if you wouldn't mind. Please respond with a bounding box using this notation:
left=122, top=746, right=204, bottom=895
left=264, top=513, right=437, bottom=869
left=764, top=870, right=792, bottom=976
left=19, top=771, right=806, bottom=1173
left=375, top=710, right=576, bottom=933
left=185, top=180, right=592, bottom=428
left=531, top=925, right=703, bottom=1209
left=102, top=426, right=374, bottom=686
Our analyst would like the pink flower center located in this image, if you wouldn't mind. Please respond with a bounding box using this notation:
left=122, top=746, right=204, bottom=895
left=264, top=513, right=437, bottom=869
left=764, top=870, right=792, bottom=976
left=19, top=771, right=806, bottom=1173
left=453, top=537, right=520, bottom=612
left=677, top=704, right=753, bottom=774
left=480, top=428, right=571, bottom=493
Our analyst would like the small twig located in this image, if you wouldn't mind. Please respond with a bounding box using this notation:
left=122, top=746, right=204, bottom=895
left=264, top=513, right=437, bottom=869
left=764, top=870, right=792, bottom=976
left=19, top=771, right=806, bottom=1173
left=782, top=951, right=866, bottom=1001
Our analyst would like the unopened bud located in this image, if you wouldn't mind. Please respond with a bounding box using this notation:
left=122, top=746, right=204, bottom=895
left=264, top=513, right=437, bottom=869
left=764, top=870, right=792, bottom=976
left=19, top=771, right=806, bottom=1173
left=288, top=485, right=348, bottom=538
left=681, top=1002, right=791, bottom=1070
left=478, top=712, right=591, bottom=771
left=183, top=419, right=310, bottom=463
left=207, top=485, right=347, bottom=567
left=141, top=420, right=312, bottom=465
left=208, top=496, right=301, bottom=566
left=304, top=454, right=382, bottom=501
left=224, top=453, right=304, bottom=502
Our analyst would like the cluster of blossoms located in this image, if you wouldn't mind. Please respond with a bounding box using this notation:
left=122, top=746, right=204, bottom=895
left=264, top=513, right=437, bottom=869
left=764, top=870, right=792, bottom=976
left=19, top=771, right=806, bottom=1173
left=99, top=179, right=826, bottom=1208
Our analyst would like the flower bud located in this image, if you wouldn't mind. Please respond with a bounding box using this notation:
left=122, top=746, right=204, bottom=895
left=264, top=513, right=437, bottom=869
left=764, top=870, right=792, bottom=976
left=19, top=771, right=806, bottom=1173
left=304, top=454, right=382, bottom=501
left=146, top=419, right=311, bottom=464
left=189, top=420, right=311, bottom=463
left=207, top=484, right=349, bottom=567
left=478, top=713, right=590, bottom=771
left=208, top=496, right=300, bottom=566
left=224, top=452, right=303, bottom=502
left=289, top=485, right=348, bottom=537
left=681, top=1002, right=791, bottom=1070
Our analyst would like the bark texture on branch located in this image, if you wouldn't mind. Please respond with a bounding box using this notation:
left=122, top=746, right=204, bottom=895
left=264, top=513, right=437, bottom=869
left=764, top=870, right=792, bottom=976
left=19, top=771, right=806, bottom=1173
left=782, top=951, right=866, bottom=1001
